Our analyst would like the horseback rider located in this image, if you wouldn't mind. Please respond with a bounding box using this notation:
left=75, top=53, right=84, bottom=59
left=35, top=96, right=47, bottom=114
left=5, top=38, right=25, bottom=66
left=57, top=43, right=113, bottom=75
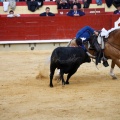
left=68, top=26, right=108, bottom=66
left=76, top=26, right=99, bottom=42
left=68, top=26, right=98, bottom=57
left=55, top=26, right=108, bottom=80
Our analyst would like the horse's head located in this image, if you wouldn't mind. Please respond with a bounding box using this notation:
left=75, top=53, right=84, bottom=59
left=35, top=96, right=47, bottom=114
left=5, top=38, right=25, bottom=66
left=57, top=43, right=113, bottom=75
left=84, top=34, right=101, bottom=57
left=83, top=34, right=98, bottom=51
left=89, top=34, right=99, bottom=48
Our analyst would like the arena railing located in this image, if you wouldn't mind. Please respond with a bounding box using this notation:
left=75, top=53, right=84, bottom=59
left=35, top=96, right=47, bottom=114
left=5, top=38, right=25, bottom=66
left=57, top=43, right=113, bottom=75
left=0, top=15, right=120, bottom=44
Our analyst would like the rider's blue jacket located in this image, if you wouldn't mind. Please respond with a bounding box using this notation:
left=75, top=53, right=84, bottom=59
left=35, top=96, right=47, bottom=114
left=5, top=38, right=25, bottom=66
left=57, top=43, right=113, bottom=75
left=76, top=26, right=95, bottom=42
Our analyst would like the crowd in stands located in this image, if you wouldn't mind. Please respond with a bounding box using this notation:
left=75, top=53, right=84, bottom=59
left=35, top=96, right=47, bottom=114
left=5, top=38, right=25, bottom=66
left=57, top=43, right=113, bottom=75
left=56, top=0, right=92, bottom=9
left=39, top=5, right=85, bottom=16
left=1, top=0, right=120, bottom=17
left=3, top=0, right=16, bottom=12
left=2, top=0, right=44, bottom=12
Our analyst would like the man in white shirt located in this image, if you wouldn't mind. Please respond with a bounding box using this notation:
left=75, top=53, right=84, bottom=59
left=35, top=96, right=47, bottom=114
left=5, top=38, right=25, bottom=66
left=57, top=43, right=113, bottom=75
left=7, top=10, right=20, bottom=17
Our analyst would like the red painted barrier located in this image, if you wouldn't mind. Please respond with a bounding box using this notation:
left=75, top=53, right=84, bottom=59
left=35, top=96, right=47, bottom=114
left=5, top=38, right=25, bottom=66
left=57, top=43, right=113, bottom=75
left=0, top=15, right=120, bottom=41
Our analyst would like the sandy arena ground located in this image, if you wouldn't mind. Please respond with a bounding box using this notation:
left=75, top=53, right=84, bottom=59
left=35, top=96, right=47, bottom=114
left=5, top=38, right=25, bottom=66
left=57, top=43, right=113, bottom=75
left=0, top=50, right=120, bottom=120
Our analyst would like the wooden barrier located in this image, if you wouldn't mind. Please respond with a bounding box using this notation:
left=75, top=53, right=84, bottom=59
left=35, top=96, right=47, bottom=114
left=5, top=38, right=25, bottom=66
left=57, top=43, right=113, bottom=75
left=0, top=15, right=120, bottom=41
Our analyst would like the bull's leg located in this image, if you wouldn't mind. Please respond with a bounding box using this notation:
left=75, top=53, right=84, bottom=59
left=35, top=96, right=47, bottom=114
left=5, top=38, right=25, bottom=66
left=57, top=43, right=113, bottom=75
left=66, top=69, right=77, bottom=84
left=50, top=71, right=55, bottom=87
left=50, top=64, right=56, bottom=87
left=60, top=70, right=65, bottom=86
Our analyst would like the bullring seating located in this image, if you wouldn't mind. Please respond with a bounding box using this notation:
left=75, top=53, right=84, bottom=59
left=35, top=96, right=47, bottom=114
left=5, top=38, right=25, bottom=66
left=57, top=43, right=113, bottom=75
left=0, top=1, right=116, bottom=17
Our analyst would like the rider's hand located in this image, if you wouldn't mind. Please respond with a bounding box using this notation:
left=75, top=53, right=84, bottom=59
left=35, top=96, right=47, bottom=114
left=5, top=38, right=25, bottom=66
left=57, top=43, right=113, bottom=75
left=94, top=31, right=99, bottom=36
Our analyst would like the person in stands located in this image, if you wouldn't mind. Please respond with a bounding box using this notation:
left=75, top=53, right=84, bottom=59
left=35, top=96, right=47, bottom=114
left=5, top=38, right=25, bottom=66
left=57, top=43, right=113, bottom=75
left=27, top=0, right=43, bottom=12
left=69, top=0, right=81, bottom=9
left=114, top=4, right=120, bottom=14
left=57, top=0, right=70, bottom=9
left=9, top=0, right=16, bottom=10
left=67, top=5, right=85, bottom=16
left=40, top=7, right=55, bottom=16
left=83, top=0, right=91, bottom=8
left=7, top=10, right=20, bottom=17
left=3, top=0, right=9, bottom=12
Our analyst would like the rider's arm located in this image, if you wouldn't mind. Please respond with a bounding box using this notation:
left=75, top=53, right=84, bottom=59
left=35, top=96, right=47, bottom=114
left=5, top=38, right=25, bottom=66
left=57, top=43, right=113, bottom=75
left=76, top=26, right=95, bottom=39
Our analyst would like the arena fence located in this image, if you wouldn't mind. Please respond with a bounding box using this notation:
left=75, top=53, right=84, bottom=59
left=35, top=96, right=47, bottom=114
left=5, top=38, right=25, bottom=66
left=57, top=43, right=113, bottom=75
left=0, top=15, right=120, bottom=50
left=0, top=15, right=120, bottom=41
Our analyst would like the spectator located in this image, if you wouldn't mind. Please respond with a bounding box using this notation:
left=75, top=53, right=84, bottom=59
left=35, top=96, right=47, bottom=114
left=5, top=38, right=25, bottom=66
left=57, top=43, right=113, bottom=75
left=96, top=0, right=102, bottom=6
left=67, top=5, right=85, bottom=16
left=27, top=0, right=43, bottom=12
left=70, top=0, right=81, bottom=9
left=113, top=0, right=120, bottom=7
left=9, top=0, right=16, bottom=10
left=40, top=7, right=55, bottom=16
left=105, top=0, right=113, bottom=8
left=7, top=10, right=20, bottom=17
left=3, top=0, right=9, bottom=12
left=57, top=0, right=70, bottom=9
left=83, top=0, right=91, bottom=8
left=113, top=0, right=120, bottom=14
left=114, top=4, right=120, bottom=14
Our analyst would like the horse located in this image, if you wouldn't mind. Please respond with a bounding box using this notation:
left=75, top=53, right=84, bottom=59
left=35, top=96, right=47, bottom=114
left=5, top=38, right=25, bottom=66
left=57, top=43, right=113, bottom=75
left=68, top=29, right=120, bottom=79
left=88, top=29, right=120, bottom=79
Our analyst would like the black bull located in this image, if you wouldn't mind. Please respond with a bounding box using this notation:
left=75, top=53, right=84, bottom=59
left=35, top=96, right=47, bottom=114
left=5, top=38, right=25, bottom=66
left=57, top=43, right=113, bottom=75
left=50, top=47, right=91, bottom=87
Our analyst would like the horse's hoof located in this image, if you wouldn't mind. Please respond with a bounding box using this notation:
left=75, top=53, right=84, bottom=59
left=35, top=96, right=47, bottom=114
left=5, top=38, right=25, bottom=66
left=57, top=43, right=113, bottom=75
left=110, top=74, right=117, bottom=80
left=66, top=81, right=69, bottom=84
left=112, top=76, right=117, bottom=80
left=50, top=84, right=53, bottom=87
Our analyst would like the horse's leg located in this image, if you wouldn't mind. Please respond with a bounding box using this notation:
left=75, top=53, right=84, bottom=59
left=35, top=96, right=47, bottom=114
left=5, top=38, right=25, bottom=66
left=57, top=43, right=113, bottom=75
left=109, top=60, right=117, bottom=79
